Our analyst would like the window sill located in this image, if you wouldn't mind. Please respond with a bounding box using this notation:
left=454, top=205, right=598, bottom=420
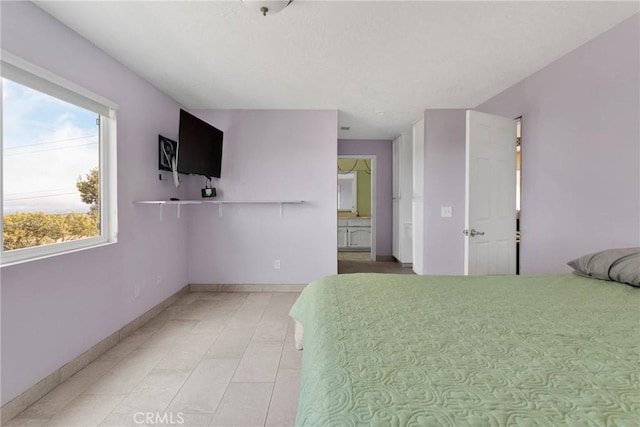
left=0, top=238, right=117, bottom=268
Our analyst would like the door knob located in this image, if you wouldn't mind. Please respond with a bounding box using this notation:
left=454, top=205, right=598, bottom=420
left=470, top=229, right=484, bottom=237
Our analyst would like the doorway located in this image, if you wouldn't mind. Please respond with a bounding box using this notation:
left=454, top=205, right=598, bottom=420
left=337, top=156, right=376, bottom=262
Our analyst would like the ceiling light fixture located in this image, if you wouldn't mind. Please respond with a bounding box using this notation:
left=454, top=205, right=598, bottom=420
left=243, top=0, right=294, bottom=17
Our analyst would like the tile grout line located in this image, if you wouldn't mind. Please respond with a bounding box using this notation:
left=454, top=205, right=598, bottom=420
left=153, top=292, right=292, bottom=426
left=160, top=292, right=248, bottom=424
left=207, top=292, right=272, bottom=427
left=263, top=315, right=292, bottom=427
left=93, top=324, right=186, bottom=427
left=94, top=295, right=213, bottom=427
left=160, top=292, right=258, bottom=426
left=2, top=285, right=190, bottom=425
left=17, top=321, right=167, bottom=426
left=13, top=291, right=298, bottom=427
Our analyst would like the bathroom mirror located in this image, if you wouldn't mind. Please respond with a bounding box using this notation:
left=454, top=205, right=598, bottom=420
left=337, top=172, right=357, bottom=212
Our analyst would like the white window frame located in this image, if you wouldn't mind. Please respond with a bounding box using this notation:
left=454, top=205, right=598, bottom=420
left=0, top=50, right=118, bottom=267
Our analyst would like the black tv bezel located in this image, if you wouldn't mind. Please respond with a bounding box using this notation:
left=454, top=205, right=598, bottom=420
left=177, top=109, right=223, bottom=178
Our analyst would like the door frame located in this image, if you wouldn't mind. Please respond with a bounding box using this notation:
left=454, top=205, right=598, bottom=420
left=337, top=155, right=377, bottom=261
left=516, top=116, right=522, bottom=275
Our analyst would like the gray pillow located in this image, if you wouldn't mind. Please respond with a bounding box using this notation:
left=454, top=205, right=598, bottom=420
left=568, top=247, right=640, bottom=287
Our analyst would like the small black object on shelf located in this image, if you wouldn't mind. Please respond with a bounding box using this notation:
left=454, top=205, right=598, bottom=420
left=202, top=188, right=216, bottom=198
left=202, top=177, right=216, bottom=198
left=170, top=198, right=180, bottom=201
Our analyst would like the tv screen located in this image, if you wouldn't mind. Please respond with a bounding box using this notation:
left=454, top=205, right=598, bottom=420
left=177, top=109, right=223, bottom=178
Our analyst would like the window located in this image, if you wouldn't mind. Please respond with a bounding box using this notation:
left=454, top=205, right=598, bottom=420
left=1, top=51, right=118, bottom=266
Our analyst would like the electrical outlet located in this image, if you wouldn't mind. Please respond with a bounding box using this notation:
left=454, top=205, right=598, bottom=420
left=441, top=206, right=453, bottom=217
left=156, top=275, right=163, bottom=286
left=274, top=259, right=281, bottom=270
left=134, top=284, right=141, bottom=298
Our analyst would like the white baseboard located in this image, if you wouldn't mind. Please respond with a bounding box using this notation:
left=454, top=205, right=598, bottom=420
left=1, top=283, right=304, bottom=423
left=190, top=283, right=306, bottom=292
left=0, top=285, right=189, bottom=424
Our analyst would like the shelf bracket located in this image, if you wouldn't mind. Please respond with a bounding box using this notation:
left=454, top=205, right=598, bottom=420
left=177, top=204, right=181, bottom=219
left=159, top=204, right=164, bottom=221
left=279, top=202, right=284, bottom=217
left=218, top=203, right=223, bottom=218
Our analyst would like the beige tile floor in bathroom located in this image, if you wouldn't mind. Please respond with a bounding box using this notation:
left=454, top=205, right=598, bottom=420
left=6, top=292, right=302, bottom=427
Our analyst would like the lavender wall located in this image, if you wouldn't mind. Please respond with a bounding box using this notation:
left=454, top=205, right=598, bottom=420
left=423, top=110, right=466, bottom=274
left=185, top=109, right=338, bottom=285
left=338, top=139, right=393, bottom=257
left=1, top=2, right=188, bottom=404
left=477, top=14, right=640, bottom=274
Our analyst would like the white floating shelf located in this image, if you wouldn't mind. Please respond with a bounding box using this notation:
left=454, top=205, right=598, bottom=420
left=134, top=200, right=304, bottom=219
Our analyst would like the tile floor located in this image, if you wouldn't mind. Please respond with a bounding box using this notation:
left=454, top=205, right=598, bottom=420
left=338, top=251, right=415, bottom=275
left=337, top=251, right=371, bottom=261
left=7, top=292, right=302, bottom=427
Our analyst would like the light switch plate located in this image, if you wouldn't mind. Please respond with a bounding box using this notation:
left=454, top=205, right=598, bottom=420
left=441, top=206, right=452, bottom=217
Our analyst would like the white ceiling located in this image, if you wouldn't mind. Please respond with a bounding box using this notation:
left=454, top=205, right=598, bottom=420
left=35, top=1, right=638, bottom=140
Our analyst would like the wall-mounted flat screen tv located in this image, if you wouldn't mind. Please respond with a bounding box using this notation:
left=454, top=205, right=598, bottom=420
left=177, top=109, right=223, bottom=178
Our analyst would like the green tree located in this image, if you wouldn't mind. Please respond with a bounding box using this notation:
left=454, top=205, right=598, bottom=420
left=76, top=167, right=99, bottom=219
left=3, top=212, right=63, bottom=250
left=63, top=212, right=99, bottom=240
left=3, top=168, right=101, bottom=251
left=3, top=212, right=98, bottom=251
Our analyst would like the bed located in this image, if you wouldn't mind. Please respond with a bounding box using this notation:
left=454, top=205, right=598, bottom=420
left=289, top=273, right=639, bottom=426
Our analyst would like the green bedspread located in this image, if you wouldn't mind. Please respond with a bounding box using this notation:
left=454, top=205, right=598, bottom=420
left=289, top=273, right=640, bottom=426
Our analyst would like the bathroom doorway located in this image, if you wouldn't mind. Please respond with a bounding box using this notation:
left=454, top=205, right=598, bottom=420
left=337, top=156, right=376, bottom=262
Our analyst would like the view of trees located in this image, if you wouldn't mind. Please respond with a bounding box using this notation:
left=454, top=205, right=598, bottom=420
left=76, top=167, right=99, bottom=220
left=2, top=167, right=99, bottom=251
left=3, top=212, right=99, bottom=251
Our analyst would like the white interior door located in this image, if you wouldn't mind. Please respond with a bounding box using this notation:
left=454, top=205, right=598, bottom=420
left=392, top=137, right=400, bottom=259
left=412, top=117, right=425, bottom=274
left=392, top=199, right=400, bottom=258
left=465, top=110, right=516, bottom=275
left=392, top=137, right=401, bottom=199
